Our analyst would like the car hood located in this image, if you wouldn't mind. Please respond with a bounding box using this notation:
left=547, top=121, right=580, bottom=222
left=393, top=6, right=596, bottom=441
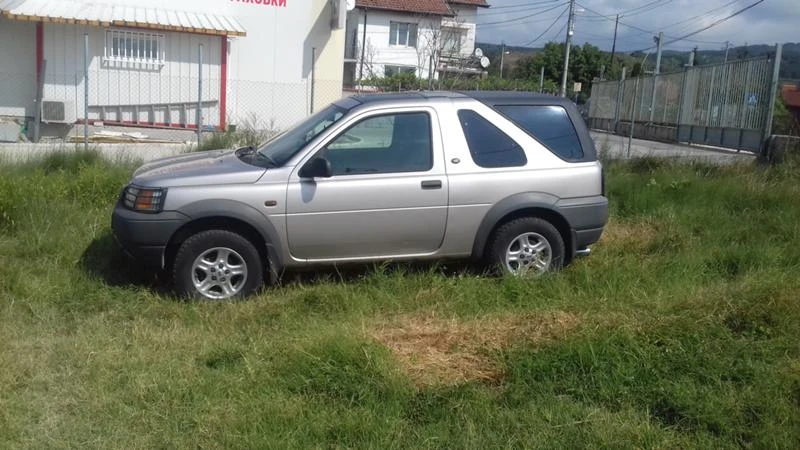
left=130, top=148, right=267, bottom=188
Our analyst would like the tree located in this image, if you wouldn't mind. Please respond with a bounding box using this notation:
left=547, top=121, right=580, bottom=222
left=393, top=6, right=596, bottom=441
left=631, top=62, right=643, bottom=77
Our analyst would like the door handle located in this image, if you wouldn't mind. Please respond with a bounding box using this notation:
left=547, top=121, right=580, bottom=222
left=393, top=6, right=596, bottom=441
left=421, top=180, right=442, bottom=190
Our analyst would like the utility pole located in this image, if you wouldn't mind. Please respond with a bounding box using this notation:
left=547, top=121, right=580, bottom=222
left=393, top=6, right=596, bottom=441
left=559, top=0, right=576, bottom=97
left=687, top=46, right=697, bottom=67
left=724, top=41, right=730, bottom=63
left=609, top=14, right=619, bottom=73
left=649, top=31, right=663, bottom=122
left=499, top=42, right=506, bottom=79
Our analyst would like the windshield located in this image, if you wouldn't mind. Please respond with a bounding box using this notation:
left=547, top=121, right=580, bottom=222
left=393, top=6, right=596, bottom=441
left=257, top=104, right=348, bottom=166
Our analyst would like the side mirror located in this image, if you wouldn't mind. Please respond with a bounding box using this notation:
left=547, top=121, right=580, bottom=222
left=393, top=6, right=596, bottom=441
left=299, top=157, right=333, bottom=178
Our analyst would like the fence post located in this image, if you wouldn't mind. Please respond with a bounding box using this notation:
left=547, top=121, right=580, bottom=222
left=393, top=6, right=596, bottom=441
left=720, top=63, right=733, bottom=130
left=614, top=66, right=626, bottom=133
left=310, top=47, right=316, bottom=113
left=628, top=76, right=640, bottom=158
left=740, top=60, right=753, bottom=129
left=539, top=66, right=545, bottom=93
left=676, top=66, right=688, bottom=142
left=762, top=43, right=783, bottom=145
left=705, top=66, right=716, bottom=127
left=649, top=74, right=658, bottom=122
left=196, top=44, right=203, bottom=145
left=83, top=33, right=89, bottom=151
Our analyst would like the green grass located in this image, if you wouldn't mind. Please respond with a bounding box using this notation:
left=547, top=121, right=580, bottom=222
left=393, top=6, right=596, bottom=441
left=1, top=152, right=800, bottom=448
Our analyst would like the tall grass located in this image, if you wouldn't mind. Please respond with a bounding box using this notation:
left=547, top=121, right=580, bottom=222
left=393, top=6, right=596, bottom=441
left=193, top=114, right=280, bottom=152
left=1, top=152, right=799, bottom=448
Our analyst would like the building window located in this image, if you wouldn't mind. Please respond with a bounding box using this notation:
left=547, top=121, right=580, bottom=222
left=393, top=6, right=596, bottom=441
left=441, top=27, right=464, bottom=55
left=104, top=29, right=165, bottom=66
left=384, top=65, right=416, bottom=77
left=389, top=21, right=418, bottom=47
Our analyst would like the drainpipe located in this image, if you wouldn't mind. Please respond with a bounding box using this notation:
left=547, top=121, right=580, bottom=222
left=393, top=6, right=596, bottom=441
left=358, top=8, right=367, bottom=87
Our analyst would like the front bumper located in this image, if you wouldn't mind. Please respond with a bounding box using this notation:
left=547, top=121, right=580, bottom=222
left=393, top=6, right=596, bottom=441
left=111, top=202, right=190, bottom=270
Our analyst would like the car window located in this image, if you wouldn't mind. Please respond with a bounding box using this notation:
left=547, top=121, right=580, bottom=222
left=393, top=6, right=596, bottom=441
left=495, top=105, right=584, bottom=161
left=327, top=116, right=395, bottom=150
left=321, top=112, right=433, bottom=176
left=457, top=109, right=527, bottom=168
left=257, top=103, right=347, bottom=166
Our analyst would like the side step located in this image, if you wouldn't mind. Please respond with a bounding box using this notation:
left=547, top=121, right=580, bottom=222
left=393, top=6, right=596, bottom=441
left=575, top=247, right=591, bottom=257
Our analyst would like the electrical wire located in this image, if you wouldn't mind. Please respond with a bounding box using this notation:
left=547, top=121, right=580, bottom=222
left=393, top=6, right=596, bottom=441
left=517, top=5, right=569, bottom=47
left=477, top=2, right=569, bottom=26
left=628, top=0, right=765, bottom=52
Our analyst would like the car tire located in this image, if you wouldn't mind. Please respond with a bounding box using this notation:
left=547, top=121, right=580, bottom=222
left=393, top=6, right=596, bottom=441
left=173, top=230, right=264, bottom=300
left=486, top=217, right=565, bottom=277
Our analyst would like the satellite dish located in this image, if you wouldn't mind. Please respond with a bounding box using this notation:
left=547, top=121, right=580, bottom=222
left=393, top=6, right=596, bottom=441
left=480, top=56, right=490, bottom=68
left=346, top=0, right=355, bottom=10
left=474, top=47, right=483, bottom=58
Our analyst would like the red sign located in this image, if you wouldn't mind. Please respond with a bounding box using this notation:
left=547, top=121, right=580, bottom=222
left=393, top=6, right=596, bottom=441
left=230, top=0, right=287, bottom=6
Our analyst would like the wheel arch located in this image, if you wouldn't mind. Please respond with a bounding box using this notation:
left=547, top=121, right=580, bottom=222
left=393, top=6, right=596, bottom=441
left=164, top=199, right=284, bottom=277
left=471, top=193, right=574, bottom=264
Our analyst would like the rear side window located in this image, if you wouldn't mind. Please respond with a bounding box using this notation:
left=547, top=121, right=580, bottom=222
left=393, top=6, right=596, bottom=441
left=457, top=109, right=527, bottom=168
left=495, top=105, right=584, bottom=161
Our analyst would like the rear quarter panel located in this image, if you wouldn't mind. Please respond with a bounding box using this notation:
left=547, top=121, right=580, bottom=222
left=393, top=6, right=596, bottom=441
left=434, top=100, right=603, bottom=256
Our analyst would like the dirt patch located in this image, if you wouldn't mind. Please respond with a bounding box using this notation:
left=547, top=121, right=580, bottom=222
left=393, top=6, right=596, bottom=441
left=370, top=311, right=580, bottom=386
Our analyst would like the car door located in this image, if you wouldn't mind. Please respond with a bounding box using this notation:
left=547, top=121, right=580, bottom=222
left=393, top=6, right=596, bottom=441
left=285, top=107, right=448, bottom=261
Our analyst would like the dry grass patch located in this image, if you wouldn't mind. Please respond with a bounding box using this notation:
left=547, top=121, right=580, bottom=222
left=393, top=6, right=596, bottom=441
left=600, top=218, right=660, bottom=249
left=369, top=311, right=580, bottom=386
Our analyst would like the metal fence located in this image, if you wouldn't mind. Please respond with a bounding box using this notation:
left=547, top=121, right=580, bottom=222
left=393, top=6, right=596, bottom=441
left=0, top=68, right=343, bottom=142
left=588, top=53, right=780, bottom=153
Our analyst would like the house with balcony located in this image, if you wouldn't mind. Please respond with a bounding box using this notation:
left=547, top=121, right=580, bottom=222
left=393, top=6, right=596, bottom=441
left=343, top=0, right=489, bottom=87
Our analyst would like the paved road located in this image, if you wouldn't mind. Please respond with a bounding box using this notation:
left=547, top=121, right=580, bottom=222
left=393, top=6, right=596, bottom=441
left=591, top=131, right=756, bottom=164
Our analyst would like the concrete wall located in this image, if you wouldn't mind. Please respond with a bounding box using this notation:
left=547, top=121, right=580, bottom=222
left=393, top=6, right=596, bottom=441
left=759, top=135, right=800, bottom=164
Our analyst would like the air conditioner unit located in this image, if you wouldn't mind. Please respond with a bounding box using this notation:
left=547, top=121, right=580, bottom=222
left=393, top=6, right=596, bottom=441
left=41, top=99, right=77, bottom=124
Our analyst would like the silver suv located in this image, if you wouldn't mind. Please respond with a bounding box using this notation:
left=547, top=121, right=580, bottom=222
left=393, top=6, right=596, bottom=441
left=112, top=91, right=608, bottom=300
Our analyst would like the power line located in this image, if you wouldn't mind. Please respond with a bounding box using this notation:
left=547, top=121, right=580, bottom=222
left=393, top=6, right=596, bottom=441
left=477, top=2, right=569, bottom=26
left=478, top=0, right=566, bottom=15
left=626, top=0, right=764, bottom=52
left=661, top=0, right=765, bottom=46
left=518, top=6, right=569, bottom=47
left=483, top=0, right=562, bottom=9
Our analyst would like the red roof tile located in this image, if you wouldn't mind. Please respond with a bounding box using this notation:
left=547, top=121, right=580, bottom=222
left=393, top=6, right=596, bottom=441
left=355, top=0, right=453, bottom=15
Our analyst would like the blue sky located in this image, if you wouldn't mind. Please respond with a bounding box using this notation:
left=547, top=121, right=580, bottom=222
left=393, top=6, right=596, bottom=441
left=475, top=0, right=798, bottom=52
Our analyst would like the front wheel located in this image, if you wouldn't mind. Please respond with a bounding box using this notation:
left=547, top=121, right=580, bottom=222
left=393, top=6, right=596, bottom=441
left=173, top=230, right=264, bottom=300
left=486, top=217, right=565, bottom=277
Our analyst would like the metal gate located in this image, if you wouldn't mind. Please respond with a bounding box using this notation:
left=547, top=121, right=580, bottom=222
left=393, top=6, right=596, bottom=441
left=588, top=50, right=781, bottom=153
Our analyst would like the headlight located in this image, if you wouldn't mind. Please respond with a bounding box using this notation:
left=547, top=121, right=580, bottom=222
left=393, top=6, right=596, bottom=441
left=122, top=185, right=167, bottom=213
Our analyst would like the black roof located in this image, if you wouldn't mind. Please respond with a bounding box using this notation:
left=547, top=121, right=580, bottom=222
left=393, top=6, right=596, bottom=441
left=345, top=90, right=569, bottom=106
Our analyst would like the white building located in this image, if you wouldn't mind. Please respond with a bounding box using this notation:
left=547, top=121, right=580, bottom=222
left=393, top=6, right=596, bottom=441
left=343, top=0, right=489, bottom=87
left=0, top=0, right=347, bottom=138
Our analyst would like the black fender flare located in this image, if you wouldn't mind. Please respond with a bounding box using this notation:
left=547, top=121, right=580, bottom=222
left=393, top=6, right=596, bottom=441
left=176, top=199, right=286, bottom=268
left=470, top=192, right=568, bottom=260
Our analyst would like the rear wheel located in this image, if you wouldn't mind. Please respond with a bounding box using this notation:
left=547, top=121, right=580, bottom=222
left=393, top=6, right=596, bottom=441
left=173, top=230, right=263, bottom=300
left=486, top=217, right=565, bottom=277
